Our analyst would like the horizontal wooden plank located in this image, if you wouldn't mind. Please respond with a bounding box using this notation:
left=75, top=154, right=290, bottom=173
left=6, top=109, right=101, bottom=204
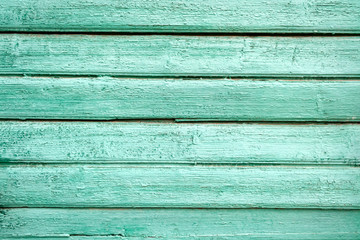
left=1, top=77, right=360, bottom=121
left=1, top=208, right=359, bottom=239
left=0, top=35, right=359, bottom=77
left=1, top=165, right=359, bottom=208
left=0, top=0, right=360, bottom=33
left=1, top=122, right=359, bottom=165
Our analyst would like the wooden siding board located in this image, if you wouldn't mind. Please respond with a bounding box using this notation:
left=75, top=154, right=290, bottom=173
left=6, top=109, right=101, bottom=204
left=1, top=122, right=359, bottom=165
left=1, top=35, right=359, bottom=77
left=1, top=77, right=360, bottom=121
left=0, top=0, right=360, bottom=33
left=1, top=208, right=360, bottom=239
left=1, top=165, right=359, bottom=208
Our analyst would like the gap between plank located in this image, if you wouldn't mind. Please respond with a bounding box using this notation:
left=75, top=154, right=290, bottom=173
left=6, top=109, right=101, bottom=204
left=1, top=73, right=360, bottom=80
left=0, top=119, right=360, bottom=125
left=2, top=206, right=360, bottom=211
left=1, top=74, right=360, bottom=81
left=0, top=162, right=359, bottom=167
left=1, top=31, right=360, bottom=37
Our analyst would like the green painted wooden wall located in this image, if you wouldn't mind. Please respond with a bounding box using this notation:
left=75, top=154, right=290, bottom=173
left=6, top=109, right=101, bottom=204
left=0, top=1, right=359, bottom=239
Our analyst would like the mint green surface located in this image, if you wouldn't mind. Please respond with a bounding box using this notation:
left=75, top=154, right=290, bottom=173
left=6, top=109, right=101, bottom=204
left=1, top=35, right=359, bottom=77
left=1, top=77, right=360, bottom=121
left=1, top=208, right=360, bottom=239
left=1, top=122, right=359, bottom=165
left=0, top=0, right=360, bottom=33
left=1, top=165, right=359, bottom=208
left=1, top=1, right=360, bottom=239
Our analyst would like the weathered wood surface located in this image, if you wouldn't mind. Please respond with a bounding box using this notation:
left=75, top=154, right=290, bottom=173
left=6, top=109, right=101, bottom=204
left=0, top=0, right=360, bottom=33
left=1, top=208, right=360, bottom=239
left=1, top=122, right=359, bottom=165
left=1, top=35, right=359, bottom=77
left=1, top=165, right=359, bottom=208
left=1, top=77, right=360, bottom=121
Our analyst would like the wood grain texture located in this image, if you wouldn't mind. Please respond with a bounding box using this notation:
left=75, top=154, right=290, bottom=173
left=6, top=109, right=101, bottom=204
left=1, top=165, right=359, bottom=208
left=1, top=208, right=360, bottom=239
left=0, top=0, right=360, bottom=33
left=1, top=35, right=359, bottom=77
left=1, top=77, right=360, bottom=121
left=1, top=122, right=359, bottom=165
